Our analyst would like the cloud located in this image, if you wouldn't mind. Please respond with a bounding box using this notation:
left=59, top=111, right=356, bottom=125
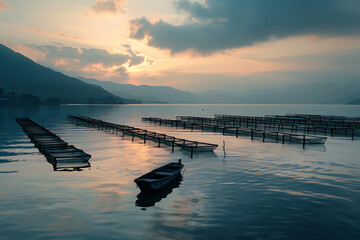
left=92, top=0, right=126, bottom=14
left=131, top=67, right=360, bottom=93
left=273, top=48, right=360, bottom=72
left=126, top=47, right=360, bottom=92
left=123, top=45, right=146, bottom=67
left=25, top=44, right=152, bottom=80
left=130, top=0, right=360, bottom=55
left=27, top=27, right=88, bottom=42
left=0, top=0, right=9, bottom=13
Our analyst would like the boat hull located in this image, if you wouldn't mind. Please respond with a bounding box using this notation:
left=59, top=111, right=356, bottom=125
left=134, top=162, right=184, bottom=192
left=136, top=172, right=181, bottom=191
left=136, top=175, right=182, bottom=207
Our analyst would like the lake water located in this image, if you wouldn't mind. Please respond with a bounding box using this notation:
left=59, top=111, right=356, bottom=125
left=1, top=104, right=360, bottom=240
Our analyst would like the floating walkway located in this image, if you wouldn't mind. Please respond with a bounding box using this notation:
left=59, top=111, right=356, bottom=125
left=68, top=115, right=218, bottom=156
left=16, top=117, right=91, bottom=170
left=177, top=114, right=359, bottom=140
left=142, top=117, right=327, bottom=147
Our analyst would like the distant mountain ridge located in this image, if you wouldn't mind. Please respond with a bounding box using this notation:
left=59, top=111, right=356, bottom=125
left=2, top=43, right=358, bottom=105
left=0, top=44, right=138, bottom=104
left=78, top=77, right=202, bottom=103
left=80, top=76, right=360, bottom=104
left=236, top=80, right=360, bottom=104
left=347, top=97, right=360, bottom=105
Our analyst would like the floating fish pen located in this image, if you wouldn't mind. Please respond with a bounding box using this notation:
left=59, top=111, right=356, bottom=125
left=16, top=117, right=91, bottom=170
left=266, top=114, right=360, bottom=128
left=179, top=115, right=359, bottom=140
left=142, top=117, right=327, bottom=147
left=177, top=116, right=221, bottom=126
left=286, top=114, right=360, bottom=121
left=215, top=114, right=360, bottom=129
left=68, top=115, right=218, bottom=156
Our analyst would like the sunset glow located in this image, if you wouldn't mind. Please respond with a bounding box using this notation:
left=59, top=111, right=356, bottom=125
left=1, top=0, right=360, bottom=92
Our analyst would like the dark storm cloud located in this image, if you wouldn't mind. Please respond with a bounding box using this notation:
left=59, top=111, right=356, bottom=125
left=130, top=0, right=360, bottom=55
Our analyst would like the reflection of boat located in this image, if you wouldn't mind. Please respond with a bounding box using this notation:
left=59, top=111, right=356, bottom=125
left=134, top=160, right=184, bottom=191
left=136, top=176, right=182, bottom=208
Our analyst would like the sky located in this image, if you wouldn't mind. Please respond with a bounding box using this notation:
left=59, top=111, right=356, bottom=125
left=1, top=0, right=360, bottom=92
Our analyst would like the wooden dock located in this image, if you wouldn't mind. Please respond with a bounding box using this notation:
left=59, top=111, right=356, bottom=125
left=142, top=117, right=327, bottom=147
left=68, top=115, right=218, bottom=156
left=16, top=117, right=91, bottom=170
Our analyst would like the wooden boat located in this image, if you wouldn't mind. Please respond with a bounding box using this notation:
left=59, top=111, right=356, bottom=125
left=136, top=176, right=182, bottom=207
left=134, top=160, right=184, bottom=191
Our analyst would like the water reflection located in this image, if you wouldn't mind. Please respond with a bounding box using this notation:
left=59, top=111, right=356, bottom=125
left=48, top=157, right=91, bottom=171
left=136, top=176, right=183, bottom=208
left=0, top=171, right=18, bottom=173
left=1, top=104, right=360, bottom=239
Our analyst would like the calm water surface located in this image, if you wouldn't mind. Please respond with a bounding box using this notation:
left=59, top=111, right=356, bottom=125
left=1, top=104, right=360, bottom=240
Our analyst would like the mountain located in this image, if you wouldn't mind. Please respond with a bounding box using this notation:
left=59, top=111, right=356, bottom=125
left=196, top=90, right=248, bottom=104
left=79, top=76, right=360, bottom=104
left=197, top=80, right=360, bottom=104
left=347, top=97, right=360, bottom=105
left=78, top=77, right=202, bottom=104
left=238, top=80, right=360, bottom=104
left=1, top=43, right=358, bottom=105
left=0, top=44, right=138, bottom=104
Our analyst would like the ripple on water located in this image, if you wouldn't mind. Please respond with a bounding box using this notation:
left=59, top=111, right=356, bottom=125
left=1, top=104, right=360, bottom=239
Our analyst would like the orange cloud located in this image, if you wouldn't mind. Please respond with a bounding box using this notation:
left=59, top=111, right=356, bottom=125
left=26, top=27, right=89, bottom=43
left=17, top=44, right=154, bottom=82
left=0, top=0, right=9, bottom=13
